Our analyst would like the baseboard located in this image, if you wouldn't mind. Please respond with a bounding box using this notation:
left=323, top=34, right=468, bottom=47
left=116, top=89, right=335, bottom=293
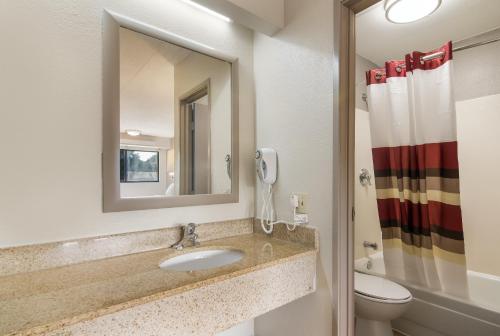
left=392, top=318, right=446, bottom=336
left=394, top=296, right=500, bottom=336
left=392, top=326, right=412, bottom=336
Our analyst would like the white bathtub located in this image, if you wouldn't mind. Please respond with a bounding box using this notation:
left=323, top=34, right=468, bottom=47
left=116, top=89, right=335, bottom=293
left=356, top=252, right=500, bottom=336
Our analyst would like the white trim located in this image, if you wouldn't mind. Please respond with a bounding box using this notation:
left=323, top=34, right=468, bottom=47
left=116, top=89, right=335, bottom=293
left=104, top=10, right=237, bottom=62
left=394, top=297, right=500, bottom=336
left=468, top=270, right=500, bottom=283
left=179, top=0, right=233, bottom=23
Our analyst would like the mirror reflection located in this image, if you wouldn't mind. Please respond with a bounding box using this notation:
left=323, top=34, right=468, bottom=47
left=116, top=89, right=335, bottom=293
left=119, top=28, right=232, bottom=198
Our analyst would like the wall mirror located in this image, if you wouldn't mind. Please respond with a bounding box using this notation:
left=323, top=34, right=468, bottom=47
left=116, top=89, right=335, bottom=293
left=102, top=11, right=239, bottom=212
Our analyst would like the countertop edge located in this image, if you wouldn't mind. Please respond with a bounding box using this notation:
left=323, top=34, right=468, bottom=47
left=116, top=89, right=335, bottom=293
left=8, top=248, right=317, bottom=336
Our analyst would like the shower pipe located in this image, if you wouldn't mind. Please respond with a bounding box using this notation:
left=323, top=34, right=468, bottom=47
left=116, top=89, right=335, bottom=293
left=422, top=36, right=500, bottom=61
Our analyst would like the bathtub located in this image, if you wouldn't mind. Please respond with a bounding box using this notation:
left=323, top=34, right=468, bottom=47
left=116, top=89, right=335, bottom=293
left=355, top=252, right=500, bottom=336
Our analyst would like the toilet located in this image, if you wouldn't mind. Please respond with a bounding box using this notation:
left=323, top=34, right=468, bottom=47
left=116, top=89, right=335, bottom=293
left=355, top=272, right=412, bottom=336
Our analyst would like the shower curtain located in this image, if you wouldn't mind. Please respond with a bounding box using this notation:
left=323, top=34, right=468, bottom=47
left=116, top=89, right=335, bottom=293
left=366, top=42, right=468, bottom=297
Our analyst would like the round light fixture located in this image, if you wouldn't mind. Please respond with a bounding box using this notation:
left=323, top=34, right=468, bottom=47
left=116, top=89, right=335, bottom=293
left=125, top=129, right=141, bottom=137
left=385, top=0, right=441, bottom=24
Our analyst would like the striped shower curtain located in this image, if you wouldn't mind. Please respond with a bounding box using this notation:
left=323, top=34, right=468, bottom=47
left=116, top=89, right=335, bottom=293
left=366, top=42, right=468, bottom=297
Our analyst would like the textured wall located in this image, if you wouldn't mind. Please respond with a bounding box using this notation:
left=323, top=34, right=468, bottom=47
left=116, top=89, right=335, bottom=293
left=0, top=0, right=254, bottom=247
left=254, top=0, right=334, bottom=334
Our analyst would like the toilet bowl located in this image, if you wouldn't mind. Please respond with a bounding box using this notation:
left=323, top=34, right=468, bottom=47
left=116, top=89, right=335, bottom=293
left=355, top=272, right=412, bottom=336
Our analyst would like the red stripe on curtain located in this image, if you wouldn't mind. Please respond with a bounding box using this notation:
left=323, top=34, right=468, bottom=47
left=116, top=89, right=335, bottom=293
left=428, top=201, right=463, bottom=233
left=376, top=199, right=464, bottom=238
left=372, top=142, right=459, bottom=171
left=377, top=198, right=429, bottom=230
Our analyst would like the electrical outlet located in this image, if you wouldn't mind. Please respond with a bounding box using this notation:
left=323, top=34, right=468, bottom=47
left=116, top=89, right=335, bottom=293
left=294, top=213, right=309, bottom=224
left=295, top=193, right=308, bottom=214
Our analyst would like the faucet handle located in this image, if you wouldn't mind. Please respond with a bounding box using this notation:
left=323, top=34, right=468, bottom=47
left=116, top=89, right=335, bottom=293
left=191, top=233, right=200, bottom=246
left=185, top=223, right=196, bottom=235
left=363, top=241, right=378, bottom=250
left=359, top=168, right=372, bottom=186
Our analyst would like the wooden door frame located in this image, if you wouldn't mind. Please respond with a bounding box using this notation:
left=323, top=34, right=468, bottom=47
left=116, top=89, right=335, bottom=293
left=336, top=1, right=381, bottom=336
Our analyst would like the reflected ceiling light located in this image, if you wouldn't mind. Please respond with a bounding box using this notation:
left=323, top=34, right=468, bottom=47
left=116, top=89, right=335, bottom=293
left=126, top=129, right=141, bottom=137
left=385, top=0, right=441, bottom=24
left=180, top=0, right=232, bottom=23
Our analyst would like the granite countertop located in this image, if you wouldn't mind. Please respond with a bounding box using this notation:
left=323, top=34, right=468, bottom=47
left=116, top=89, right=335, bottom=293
left=0, top=233, right=315, bottom=336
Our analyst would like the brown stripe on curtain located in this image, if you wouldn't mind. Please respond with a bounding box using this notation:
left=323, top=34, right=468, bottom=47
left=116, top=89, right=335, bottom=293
left=374, top=176, right=460, bottom=194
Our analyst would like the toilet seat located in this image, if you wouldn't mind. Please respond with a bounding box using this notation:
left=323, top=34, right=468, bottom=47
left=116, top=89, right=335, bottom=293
left=355, top=272, right=412, bottom=304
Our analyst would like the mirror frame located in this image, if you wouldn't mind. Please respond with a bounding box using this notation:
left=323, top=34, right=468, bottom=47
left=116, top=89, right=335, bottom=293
left=102, top=10, right=239, bottom=212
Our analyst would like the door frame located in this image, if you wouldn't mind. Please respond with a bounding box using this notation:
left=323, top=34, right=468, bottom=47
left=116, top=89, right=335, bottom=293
left=336, top=1, right=382, bottom=336
left=179, top=79, right=212, bottom=195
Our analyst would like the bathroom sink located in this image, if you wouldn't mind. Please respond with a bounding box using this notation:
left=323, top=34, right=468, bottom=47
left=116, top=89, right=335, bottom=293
left=159, top=249, right=245, bottom=271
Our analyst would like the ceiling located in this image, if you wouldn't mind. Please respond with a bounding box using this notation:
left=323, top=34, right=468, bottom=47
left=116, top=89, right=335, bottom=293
left=356, top=0, right=500, bottom=66
left=119, top=28, right=192, bottom=138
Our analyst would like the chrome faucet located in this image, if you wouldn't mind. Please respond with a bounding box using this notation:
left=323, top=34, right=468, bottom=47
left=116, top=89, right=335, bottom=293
left=363, top=240, right=378, bottom=250
left=171, top=223, right=199, bottom=250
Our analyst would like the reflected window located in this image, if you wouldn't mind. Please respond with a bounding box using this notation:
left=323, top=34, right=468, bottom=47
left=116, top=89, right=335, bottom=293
left=120, top=149, right=159, bottom=182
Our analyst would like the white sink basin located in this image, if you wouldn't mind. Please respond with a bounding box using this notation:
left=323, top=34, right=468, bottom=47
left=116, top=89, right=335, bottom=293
left=159, top=249, right=245, bottom=271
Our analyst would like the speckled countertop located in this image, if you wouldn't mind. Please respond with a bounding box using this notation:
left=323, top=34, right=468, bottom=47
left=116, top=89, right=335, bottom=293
left=0, top=233, right=315, bottom=336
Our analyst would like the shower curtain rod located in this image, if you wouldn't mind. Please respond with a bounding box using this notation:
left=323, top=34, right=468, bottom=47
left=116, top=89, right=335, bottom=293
left=422, top=36, right=500, bottom=61
left=361, top=35, right=500, bottom=104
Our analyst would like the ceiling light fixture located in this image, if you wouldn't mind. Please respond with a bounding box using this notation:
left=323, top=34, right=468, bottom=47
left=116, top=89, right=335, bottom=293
left=180, top=0, right=232, bottom=23
left=385, top=0, right=441, bottom=24
left=125, top=129, right=141, bottom=137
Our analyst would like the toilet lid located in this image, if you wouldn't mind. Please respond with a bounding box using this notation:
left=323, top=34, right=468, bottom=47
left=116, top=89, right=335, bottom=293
left=355, top=272, right=411, bottom=301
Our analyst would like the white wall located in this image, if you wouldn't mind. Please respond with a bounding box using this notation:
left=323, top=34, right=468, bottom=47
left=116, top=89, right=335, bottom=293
left=253, top=0, right=334, bottom=334
left=190, top=0, right=284, bottom=35
left=0, top=0, right=254, bottom=247
left=119, top=27, right=177, bottom=138
left=226, top=0, right=284, bottom=28
left=457, top=94, right=500, bottom=277
left=354, top=108, right=382, bottom=260
left=174, top=52, right=232, bottom=194
left=454, top=38, right=500, bottom=277
left=354, top=55, right=382, bottom=260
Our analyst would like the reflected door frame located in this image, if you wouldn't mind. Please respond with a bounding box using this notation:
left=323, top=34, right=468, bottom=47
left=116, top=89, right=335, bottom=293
left=179, top=79, right=212, bottom=195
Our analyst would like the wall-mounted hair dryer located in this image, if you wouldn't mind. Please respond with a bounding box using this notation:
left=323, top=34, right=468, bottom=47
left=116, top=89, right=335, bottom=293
left=256, top=148, right=277, bottom=234
left=256, top=148, right=308, bottom=234
left=256, top=148, right=277, bottom=185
